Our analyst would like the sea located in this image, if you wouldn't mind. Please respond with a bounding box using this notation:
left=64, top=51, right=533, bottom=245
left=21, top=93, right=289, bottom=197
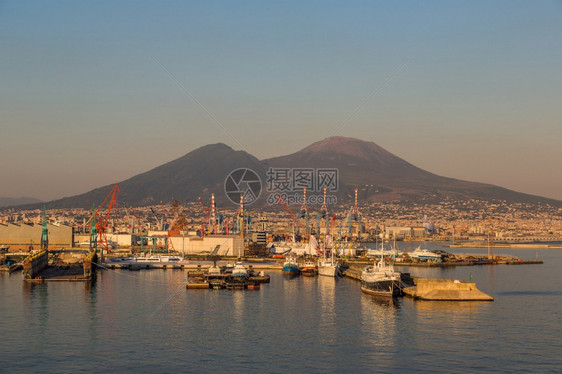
left=1, top=242, right=561, bottom=373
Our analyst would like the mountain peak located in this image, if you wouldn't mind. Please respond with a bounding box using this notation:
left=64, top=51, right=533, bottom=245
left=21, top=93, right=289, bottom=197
left=299, top=136, right=389, bottom=159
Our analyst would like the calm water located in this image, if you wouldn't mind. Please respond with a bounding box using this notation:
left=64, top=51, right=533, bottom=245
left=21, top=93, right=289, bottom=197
left=1, top=244, right=561, bottom=373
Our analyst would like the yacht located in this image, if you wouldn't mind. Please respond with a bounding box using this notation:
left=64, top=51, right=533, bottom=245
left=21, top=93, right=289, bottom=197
left=408, top=247, right=442, bottom=261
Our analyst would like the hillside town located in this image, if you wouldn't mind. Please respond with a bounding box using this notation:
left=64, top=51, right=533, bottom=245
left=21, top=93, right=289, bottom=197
left=1, top=194, right=561, bottom=253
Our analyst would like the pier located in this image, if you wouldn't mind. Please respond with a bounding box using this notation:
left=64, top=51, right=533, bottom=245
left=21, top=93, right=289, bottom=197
left=22, top=249, right=97, bottom=283
left=342, top=263, right=493, bottom=301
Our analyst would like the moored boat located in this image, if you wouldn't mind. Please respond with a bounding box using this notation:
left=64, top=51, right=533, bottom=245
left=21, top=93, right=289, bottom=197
left=301, top=259, right=317, bottom=276
left=361, top=257, right=401, bottom=297
left=408, top=247, right=442, bottom=261
left=224, top=261, right=250, bottom=289
left=318, top=256, right=339, bottom=277
left=282, top=255, right=300, bottom=276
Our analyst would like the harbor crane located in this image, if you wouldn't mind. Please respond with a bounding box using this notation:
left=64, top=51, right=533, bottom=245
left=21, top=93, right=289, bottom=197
left=346, top=188, right=362, bottom=240
left=316, top=186, right=329, bottom=235
left=297, top=187, right=311, bottom=237
left=92, top=183, right=120, bottom=262
left=276, top=194, right=301, bottom=238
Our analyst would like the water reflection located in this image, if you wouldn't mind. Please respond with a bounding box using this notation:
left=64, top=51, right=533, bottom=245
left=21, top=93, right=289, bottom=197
left=22, top=282, right=49, bottom=340
left=360, top=293, right=398, bottom=348
left=231, top=287, right=246, bottom=325
left=411, top=299, right=490, bottom=315
left=317, top=276, right=337, bottom=345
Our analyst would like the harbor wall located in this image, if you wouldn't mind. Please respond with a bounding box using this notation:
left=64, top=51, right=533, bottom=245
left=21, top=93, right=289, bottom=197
left=404, top=278, right=494, bottom=301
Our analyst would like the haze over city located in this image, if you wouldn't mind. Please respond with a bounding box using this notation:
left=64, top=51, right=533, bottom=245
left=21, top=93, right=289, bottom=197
left=2, top=1, right=561, bottom=201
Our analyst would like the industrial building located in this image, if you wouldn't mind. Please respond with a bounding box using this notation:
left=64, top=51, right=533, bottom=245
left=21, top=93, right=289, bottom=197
left=169, top=235, right=245, bottom=257
left=0, top=222, right=73, bottom=251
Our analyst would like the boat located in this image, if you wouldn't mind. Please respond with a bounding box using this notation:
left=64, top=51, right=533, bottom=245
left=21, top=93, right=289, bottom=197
left=407, top=247, right=442, bottom=261
left=224, top=261, right=251, bottom=289
left=317, top=236, right=340, bottom=277
left=300, top=259, right=317, bottom=276
left=106, top=255, right=188, bottom=269
left=249, top=270, right=271, bottom=284
left=282, top=255, right=300, bottom=276
left=361, top=256, right=401, bottom=297
left=318, top=256, right=339, bottom=277
left=205, top=262, right=227, bottom=289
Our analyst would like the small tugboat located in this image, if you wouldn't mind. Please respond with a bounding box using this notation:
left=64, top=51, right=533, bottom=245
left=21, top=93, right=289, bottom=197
left=300, top=258, right=317, bottom=277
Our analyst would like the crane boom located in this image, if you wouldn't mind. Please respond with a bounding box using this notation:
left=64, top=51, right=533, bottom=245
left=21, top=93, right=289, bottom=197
left=276, top=194, right=301, bottom=234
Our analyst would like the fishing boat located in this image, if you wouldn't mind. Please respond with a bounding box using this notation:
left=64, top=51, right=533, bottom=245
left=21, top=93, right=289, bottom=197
left=318, top=256, right=339, bottom=277
left=282, top=255, right=300, bottom=276
left=361, top=240, right=401, bottom=297
left=361, top=257, right=402, bottom=297
left=301, top=258, right=317, bottom=277
left=317, top=235, right=340, bottom=277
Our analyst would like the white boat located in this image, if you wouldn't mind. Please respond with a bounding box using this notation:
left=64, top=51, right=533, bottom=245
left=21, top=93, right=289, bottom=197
left=318, top=257, right=339, bottom=277
left=408, top=247, right=442, bottom=261
left=105, top=255, right=187, bottom=268
left=231, top=261, right=248, bottom=277
left=317, top=235, right=340, bottom=277
left=142, top=255, right=184, bottom=263
left=366, top=248, right=402, bottom=258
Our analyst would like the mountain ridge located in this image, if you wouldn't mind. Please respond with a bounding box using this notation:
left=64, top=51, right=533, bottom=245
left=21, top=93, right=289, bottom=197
left=6, top=137, right=561, bottom=210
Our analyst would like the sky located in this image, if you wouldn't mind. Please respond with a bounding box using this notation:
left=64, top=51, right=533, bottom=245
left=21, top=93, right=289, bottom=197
left=1, top=1, right=561, bottom=201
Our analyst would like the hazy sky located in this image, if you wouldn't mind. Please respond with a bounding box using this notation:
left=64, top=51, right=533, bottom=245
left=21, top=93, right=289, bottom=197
left=1, top=1, right=561, bottom=201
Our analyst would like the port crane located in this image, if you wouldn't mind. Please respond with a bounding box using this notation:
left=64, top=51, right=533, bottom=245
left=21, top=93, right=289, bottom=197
left=297, top=187, right=311, bottom=237
left=276, top=194, right=301, bottom=238
left=346, top=188, right=362, bottom=240
left=92, top=183, right=120, bottom=262
left=316, top=186, right=329, bottom=235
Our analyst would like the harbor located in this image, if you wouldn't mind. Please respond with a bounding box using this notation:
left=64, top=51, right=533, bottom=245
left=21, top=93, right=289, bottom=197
left=1, top=246, right=559, bottom=373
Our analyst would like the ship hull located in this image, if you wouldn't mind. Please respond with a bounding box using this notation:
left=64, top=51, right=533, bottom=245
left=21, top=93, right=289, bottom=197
left=361, top=280, right=401, bottom=297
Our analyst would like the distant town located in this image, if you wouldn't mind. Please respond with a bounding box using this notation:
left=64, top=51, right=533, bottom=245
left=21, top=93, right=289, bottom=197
left=1, top=194, right=561, bottom=253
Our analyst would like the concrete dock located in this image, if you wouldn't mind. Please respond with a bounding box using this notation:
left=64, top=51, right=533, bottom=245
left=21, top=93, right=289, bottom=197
left=343, top=263, right=493, bottom=301
left=402, top=278, right=494, bottom=301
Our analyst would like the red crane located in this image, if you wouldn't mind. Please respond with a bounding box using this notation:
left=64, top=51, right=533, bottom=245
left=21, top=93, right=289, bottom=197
left=94, top=183, right=120, bottom=260
left=276, top=194, right=301, bottom=235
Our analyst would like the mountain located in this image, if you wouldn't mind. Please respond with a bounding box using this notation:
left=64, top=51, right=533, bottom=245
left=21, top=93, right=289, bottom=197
left=0, top=197, right=42, bottom=208
left=22, top=143, right=266, bottom=210
left=263, top=136, right=561, bottom=206
left=7, top=137, right=561, bottom=210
